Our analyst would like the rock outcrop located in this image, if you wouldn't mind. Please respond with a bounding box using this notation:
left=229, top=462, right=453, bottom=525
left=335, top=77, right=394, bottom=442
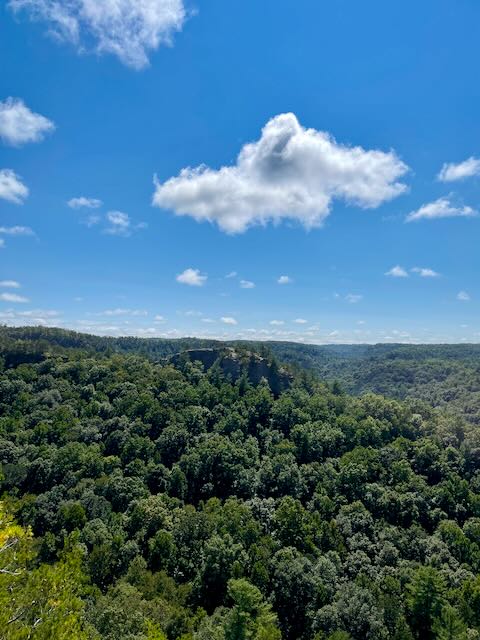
left=169, top=347, right=292, bottom=395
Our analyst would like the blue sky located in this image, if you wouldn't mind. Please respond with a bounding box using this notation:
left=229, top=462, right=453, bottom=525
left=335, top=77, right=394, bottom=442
left=1, top=0, right=480, bottom=343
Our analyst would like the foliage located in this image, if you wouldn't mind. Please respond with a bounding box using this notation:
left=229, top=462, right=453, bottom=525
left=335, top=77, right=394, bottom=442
left=0, top=331, right=479, bottom=638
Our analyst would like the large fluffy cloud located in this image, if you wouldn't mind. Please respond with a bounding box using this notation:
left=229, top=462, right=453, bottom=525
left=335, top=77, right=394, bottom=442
left=0, top=169, right=29, bottom=204
left=0, top=97, right=54, bottom=146
left=153, top=113, right=409, bottom=234
left=9, top=0, right=186, bottom=69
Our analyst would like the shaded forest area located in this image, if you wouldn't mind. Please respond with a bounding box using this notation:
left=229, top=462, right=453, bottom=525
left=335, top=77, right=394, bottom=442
left=1, top=327, right=480, bottom=638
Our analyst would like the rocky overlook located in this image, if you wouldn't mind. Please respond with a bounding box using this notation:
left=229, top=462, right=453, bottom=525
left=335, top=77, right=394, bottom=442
left=169, top=347, right=292, bottom=395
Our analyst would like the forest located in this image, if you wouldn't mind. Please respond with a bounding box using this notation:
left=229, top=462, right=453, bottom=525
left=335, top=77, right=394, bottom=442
left=1, top=327, right=480, bottom=639
left=2, top=326, right=480, bottom=424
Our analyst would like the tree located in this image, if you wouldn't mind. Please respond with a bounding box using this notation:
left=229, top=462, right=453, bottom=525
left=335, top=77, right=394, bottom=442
left=432, top=605, right=467, bottom=640
left=0, top=502, right=96, bottom=639
left=407, top=567, right=446, bottom=640
left=223, top=579, right=281, bottom=640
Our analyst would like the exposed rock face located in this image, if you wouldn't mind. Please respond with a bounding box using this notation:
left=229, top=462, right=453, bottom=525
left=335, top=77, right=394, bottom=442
left=169, top=348, right=292, bottom=395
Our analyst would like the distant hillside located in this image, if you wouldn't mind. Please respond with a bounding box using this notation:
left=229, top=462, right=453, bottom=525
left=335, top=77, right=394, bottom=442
left=2, top=325, right=480, bottom=422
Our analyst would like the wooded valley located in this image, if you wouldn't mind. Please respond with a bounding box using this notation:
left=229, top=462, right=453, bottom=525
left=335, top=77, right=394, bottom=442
left=1, top=327, right=480, bottom=639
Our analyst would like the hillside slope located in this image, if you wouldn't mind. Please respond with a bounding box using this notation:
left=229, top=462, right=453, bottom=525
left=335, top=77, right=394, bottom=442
left=2, top=326, right=480, bottom=423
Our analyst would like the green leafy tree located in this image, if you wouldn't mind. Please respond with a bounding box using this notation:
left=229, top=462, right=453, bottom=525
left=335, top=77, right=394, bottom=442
left=223, top=579, right=282, bottom=640
left=407, top=567, right=446, bottom=640
left=432, top=605, right=467, bottom=640
left=0, top=502, right=96, bottom=639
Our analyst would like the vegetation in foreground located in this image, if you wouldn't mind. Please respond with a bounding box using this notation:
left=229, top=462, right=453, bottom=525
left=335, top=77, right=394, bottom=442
left=0, top=331, right=480, bottom=638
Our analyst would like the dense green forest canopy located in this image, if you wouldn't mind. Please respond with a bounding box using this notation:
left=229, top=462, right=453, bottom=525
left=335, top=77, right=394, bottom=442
left=2, top=326, right=480, bottom=424
left=1, top=328, right=480, bottom=638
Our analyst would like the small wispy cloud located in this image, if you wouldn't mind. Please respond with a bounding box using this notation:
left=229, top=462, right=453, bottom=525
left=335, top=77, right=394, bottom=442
left=0, top=308, right=60, bottom=325
left=345, top=293, right=363, bottom=304
left=411, top=267, right=440, bottom=278
left=438, top=157, right=480, bottom=182
left=68, top=196, right=102, bottom=209
left=96, top=308, right=148, bottom=317
left=0, top=225, right=35, bottom=236
left=176, top=268, right=207, bottom=287
left=84, top=215, right=101, bottom=227
left=294, top=318, right=307, bottom=324
left=0, top=169, right=29, bottom=204
left=104, top=211, right=132, bottom=236
left=457, top=291, right=471, bottom=302
left=270, top=319, right=285, bottom=325
left=0, top=97, right=55, bottom=146
left=385, top=265, right=408, bottom=278
left=221, top=316, right=237, bottom=325
left=278, top=275, right=293, bottom=285
left=0, top=280, right=20, bottom=288
left=225, top=271, right=237, bottom=279
left=0, top=292, right=29, bottom=303
left=406, top=197, right=477, bottom=222
left=9, top=0, right=188, bottom=70
left=240, top=279, right=255, bottom=289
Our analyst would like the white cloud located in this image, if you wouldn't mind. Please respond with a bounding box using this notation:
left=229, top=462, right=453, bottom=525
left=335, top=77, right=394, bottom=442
left=15, top=308, right=59, bottom=318
left=438, top=157, right=480, bottom=182
left=221, top=316, right=237, bottom=325
left=294, top=318, right=307, bottom=324
left=0, top=225, right=34, bottom=235
left=0, top=308, right=61, bottom=326
left=406, top=197, right=476, bottom=222
left=385, top=265, right=408, bottom=278
left=0, top=280, right=20, bottom=288
left=154, top=315, right=165, bottom=322
left=68, top=196, right=102, bottom=209
left=345, top=293, right=363, bottom=304
left=96, top=308, right=147, bottom=316
left=85, top=215, right=101, bottom=227
left=104, top=210, right=131, bottom=235
left=153, top=113, right=409, bottom=234
left=176, top=268, right=207, bottom=287
left=0, top=292, right=29, bottom=303
left=0, top=169, right=29, bottom=204
left=102, top=211, right=145, bottom=235
left=240, top=279, right=255, bottom=289
left=411, top=267, right=440, bottom=278
left=9, top=0, right=187, bottom=70
left=0, top=97, right=54, bottom=146
left=457, top=291, right=471, bottom=302
left=269, top=320, right=284, bottom=326
left=277, top=275, right=293, bottom=285
left=0, top=239, right=5, bottom=249
left=225, top=271, right=237, bottom=279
